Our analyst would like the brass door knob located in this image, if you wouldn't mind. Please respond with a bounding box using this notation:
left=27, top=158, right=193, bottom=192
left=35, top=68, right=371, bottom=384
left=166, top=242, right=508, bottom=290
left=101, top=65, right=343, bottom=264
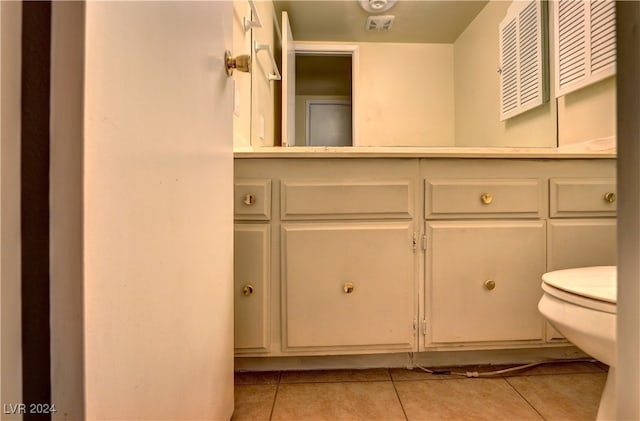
left=604, top=192, right=616, bottom=204
left=243, top=194, right=256, bottom=206
left=484, top=280, right=496, bottom=290
left=480, top=193, right=493, bottom=205
left=242, top=284, right=254, bottom=296
left=225, top=50, right=251, bottom=77
left=343, top=282, right=355, bottom=294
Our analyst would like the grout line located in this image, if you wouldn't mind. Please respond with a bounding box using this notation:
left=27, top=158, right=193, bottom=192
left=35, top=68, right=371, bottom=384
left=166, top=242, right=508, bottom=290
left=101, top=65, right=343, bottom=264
left=503, top=377, right=547, bottom=421
left=268, top=371, right=282, bottom=421
left=390, top=369, right=410, bottom=421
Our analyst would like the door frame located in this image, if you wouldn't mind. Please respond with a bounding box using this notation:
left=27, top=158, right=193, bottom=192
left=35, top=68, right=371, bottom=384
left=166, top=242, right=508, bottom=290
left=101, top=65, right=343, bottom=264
left=294, top=42, right=360, bottom=146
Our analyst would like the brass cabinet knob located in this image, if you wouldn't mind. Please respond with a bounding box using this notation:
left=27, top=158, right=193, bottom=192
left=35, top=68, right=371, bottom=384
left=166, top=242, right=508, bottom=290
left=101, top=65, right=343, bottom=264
left=480, top=193, right=493, bottom=205
left=484, top=280, right=496, bottom=291
left=343, top=282, right=355, bottom=294
left=604, top=192, right=616, bottom=204
left=225, top=50, right=251, bottom=77
left=243, top=193, right=256, bottom=206
left=242, top=284, right=254, bottom=296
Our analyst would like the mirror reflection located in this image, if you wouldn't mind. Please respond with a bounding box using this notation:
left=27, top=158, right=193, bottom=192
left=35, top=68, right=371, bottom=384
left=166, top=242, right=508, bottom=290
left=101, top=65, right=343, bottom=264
left=244, top=0, right=616, bottom=150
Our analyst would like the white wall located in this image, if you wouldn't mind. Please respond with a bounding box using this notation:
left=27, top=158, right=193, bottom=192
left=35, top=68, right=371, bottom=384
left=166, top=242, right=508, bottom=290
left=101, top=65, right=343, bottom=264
left=1, top=1, right=23, bottom=418
left=358, top=42, right=455, bottom=147
left=453, top=0, right=557, bottom=148
left=50, top=2, right=85, bottom=420
left=557, top=76, right=616, bottom=147
left=83, top=2, right=234, bottom=419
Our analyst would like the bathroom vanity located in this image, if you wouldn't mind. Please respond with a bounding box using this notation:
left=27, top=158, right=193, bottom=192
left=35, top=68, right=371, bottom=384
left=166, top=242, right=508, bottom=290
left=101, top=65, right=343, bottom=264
left=233, top=148, right=616, bottom=368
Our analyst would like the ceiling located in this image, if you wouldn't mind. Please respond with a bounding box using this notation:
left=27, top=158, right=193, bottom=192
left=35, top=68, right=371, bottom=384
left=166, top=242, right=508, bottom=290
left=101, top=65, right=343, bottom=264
left=273, top=0, right=489, bottom=44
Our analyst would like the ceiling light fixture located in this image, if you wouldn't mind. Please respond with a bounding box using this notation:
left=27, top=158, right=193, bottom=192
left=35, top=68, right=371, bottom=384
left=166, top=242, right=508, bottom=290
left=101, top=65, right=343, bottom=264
left=358, top=0, right=397, bottom=14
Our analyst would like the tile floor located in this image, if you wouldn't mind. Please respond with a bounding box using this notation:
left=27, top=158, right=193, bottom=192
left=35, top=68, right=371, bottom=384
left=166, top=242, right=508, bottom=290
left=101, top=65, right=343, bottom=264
left=232, top=361, right=607, bottom=421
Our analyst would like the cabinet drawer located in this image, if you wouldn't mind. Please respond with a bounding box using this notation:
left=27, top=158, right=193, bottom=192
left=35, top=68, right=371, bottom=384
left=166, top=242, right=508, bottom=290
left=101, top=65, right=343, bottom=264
left=234, top=224, right=270, bottom=353
left=550, top=178, right=617, bottom=217
left=426, top=220, right=546, bottom=344
left=281, top=222, right=415, bottom=352
left=425, top=179, right=542, bottom=219
left=281, top=180, right=413, bottom=220
left=234, top=179, right=271, bottom=220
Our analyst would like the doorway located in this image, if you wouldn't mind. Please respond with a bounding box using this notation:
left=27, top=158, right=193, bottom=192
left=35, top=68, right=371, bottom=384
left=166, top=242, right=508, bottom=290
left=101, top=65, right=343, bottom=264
left=295, top=53, right=352, bottom=146
left=281, top=36, right=360, bottom=146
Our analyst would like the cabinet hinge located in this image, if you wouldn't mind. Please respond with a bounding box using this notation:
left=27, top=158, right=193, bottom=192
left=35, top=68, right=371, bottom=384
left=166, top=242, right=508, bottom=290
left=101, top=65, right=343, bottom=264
left=421, top=234, right=427, bottom=251
left=421, top=319, right=427, bottom=335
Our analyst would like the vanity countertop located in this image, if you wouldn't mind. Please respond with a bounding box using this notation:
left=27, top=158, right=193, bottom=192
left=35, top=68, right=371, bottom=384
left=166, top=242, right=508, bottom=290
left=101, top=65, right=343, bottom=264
left=234, top=145, right=616, bottom=159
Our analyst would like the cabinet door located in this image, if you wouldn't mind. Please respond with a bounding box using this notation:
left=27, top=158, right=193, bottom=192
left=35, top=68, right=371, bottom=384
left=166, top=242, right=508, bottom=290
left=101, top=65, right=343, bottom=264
left=426, top=220, right=546, bottom=345
left=546, top=219, right=616, bottom=341
left=234, top=224, right=270, bottom=353
left=282, top=222, right=415, bottom=353
left=547, top=219, right=617, bottom=271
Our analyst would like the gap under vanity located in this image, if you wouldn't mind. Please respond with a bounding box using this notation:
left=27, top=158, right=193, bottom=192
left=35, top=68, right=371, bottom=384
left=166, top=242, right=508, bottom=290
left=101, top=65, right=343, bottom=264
left=231, top=0, right=617, bottom=373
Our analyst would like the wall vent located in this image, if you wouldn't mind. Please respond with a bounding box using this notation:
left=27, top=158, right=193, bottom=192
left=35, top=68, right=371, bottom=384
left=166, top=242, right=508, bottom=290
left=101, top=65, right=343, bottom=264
left=366, top=15, right=394, bottom=31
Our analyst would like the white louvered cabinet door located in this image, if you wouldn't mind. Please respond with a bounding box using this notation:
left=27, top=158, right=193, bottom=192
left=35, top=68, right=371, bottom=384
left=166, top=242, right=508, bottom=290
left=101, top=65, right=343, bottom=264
left=499, top=0, right=549, bottom=121
left=554, top=0, right=616, bottom=97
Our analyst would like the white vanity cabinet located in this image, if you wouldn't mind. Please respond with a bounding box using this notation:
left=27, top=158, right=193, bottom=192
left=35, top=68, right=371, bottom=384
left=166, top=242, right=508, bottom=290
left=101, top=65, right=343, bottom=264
left=235, top=159, right=419, bottom=356
left=421, top=163, right=547, bottom=349
left=547, top=178, right=617, bottom=271
left=234, top=156, right=617, bottom=362
left=545, top=177, right=617, bottom=340
left=233, top=179, right=272, bottom=354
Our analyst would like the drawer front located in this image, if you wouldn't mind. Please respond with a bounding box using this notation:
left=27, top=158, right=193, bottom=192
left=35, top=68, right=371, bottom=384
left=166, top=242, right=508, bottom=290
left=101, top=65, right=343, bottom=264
left=550, top=178, right=617, bottom=217
left=234, top=224, right=270, bottom=353
left=281, top=180, right=413, bottom=220
left=234, top=179, right=271, bottom=220
left=282, top=222, right=415, bottom=352
left=426, top=220, right=546, bottom=345
left=425, top=179, right=542, bottom=219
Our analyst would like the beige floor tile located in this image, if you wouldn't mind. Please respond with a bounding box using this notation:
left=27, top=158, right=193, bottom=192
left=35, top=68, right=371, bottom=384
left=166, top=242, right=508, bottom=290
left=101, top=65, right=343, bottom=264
left=280, top=368, right=390, bottom=384
left=231, top=384, right=277, bottom=421
left=235, top=370, right=280, bottom=385
left=506, top=372, right=607, bottom=421
left=395, top=378, right=543, bottom=420
left=271, top=381, right=406, bottom=421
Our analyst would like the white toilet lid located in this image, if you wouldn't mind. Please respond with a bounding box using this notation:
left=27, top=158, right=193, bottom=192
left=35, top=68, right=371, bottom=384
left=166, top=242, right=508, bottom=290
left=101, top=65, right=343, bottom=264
left=542, top=266, right=616, bottom=311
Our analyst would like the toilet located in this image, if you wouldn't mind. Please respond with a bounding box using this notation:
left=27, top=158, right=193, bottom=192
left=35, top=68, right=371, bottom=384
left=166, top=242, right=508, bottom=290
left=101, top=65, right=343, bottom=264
left=538, top=266, right=616, bottom=421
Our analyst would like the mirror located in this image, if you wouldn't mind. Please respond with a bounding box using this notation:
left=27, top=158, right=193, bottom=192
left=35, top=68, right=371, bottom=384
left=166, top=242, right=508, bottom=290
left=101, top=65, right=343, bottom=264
left=247, top=0, right=616, bottom=150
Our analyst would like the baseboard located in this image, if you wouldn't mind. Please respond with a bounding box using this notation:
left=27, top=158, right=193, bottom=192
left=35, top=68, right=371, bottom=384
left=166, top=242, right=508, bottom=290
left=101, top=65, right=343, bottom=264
left=234, top=346, right=589, bottom=372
